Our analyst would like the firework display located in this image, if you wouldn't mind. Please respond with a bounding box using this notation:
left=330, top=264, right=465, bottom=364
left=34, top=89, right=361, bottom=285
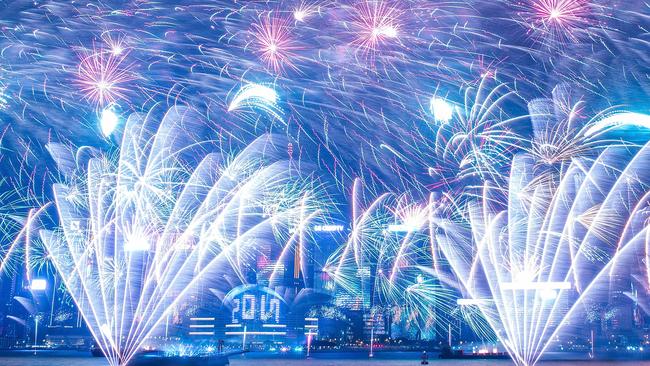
left=40, top=106, right=320, bottom=365
left=0, top=0, right=648, bottom=365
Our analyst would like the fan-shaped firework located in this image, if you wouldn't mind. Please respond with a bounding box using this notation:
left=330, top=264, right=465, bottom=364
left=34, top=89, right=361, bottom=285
left=435, top=142, right=650, bottom=366
left=40, top=106, right=322, bottom=366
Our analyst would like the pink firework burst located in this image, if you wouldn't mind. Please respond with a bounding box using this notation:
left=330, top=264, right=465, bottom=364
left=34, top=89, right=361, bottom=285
left=293, top=1, right=320, bottom=23
left=251, top=15, right=301, bottom=74
left=76, top=47, right=136, bottom=107
left=516, top=0, right=594, bottom=47
left=348, top=1, right=402, bottom=57
left=101, top=31, right=130, bottom=57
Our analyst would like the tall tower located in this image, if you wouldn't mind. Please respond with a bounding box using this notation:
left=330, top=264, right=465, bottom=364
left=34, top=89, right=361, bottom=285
left=293, top=240, right=302, bottom=287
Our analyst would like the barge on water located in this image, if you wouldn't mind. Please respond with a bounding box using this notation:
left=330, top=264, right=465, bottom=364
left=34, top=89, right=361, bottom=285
left=438, top=346, right=510, bottom=360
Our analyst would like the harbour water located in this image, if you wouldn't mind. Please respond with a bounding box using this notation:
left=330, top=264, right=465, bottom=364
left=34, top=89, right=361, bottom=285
left=1, top=351, right=650, bottom=366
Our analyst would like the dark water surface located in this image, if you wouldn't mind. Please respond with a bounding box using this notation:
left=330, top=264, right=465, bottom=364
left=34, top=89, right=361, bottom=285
left=1, top=351, right=650, bottom=365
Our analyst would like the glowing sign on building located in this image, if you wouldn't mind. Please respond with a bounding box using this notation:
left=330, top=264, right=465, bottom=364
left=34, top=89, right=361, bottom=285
left=230, top=294, right=281, bottom=324
left=225, top=285, right=286, bottom=336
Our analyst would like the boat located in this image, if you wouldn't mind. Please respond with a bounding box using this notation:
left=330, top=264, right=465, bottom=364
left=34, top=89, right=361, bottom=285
left=127, top=350, right=246, bottom=366
left=438, top=346, right=510, bottom=360
left=90, top=343, right=104, bottom=357
left=90, top=345, right=244, bottom=365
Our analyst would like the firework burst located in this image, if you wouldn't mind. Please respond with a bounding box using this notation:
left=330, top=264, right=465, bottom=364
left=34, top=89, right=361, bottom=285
left=346, top=0, right=403, bottom=62
left=325, top=179, right=457, bottom=336
left=251, top=15, right=301, bottom=74
left=76, top=46, right=137, bottom=108
left=512, top=0, right=596, bottom=48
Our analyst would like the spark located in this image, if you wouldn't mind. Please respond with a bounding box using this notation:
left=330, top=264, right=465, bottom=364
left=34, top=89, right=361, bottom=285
left=228, top=83, right=284, bottom=123
left=228, top=83, right=278, bottom=111
left=584, top=112, right=650, bottom=137
left=430, top=97, right=455, bottom=123
left=99, top=107, right=120, bottom=137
